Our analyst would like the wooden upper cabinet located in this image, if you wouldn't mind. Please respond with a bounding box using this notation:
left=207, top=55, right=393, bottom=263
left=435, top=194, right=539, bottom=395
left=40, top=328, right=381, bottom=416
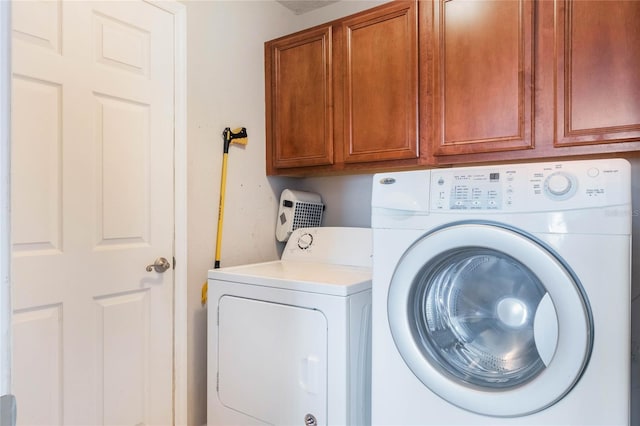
left=338, top=0, right=419, bottom=163
left=265, top=25, right=333, bottom=173
left=265, top=1, right=420, bottom=175
left=267, top=0, right=640, bottom=175
left=553, top=0, right=640, bottom=147
left=431, top=0, right=534, bottom=156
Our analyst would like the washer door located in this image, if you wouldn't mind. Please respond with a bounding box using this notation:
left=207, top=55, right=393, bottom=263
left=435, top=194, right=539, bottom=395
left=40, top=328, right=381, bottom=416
left=387, top=222, right=593, bottom=417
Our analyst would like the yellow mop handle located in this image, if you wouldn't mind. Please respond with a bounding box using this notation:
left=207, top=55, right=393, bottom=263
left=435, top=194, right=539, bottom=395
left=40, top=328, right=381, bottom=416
left=202, top=127, right=247, bottom=306
left=202, top=152, right=227, bottom=306
left=215, top=151, right=229, bottom=269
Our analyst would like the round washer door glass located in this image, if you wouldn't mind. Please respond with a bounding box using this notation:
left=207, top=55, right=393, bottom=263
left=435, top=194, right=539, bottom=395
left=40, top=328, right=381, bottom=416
left=417, top=247, right=549, bottom=389
left=388, top=223, right=593, bottom=417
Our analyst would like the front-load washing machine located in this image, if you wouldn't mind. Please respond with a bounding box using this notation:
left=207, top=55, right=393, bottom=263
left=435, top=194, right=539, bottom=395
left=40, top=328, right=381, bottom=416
left=371, top=159, right=632, bottom=425
left=207, top=227, right=372, bottom=426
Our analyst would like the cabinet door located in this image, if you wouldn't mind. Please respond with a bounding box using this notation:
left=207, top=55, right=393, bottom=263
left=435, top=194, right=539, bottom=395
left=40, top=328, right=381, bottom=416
left=265, top=26, right=333, bottom=172
left=339, top=0, right=419, bottom=163
left=554, top=0, right=640, bottom=147
left=432, top=0, right=534, bottom=156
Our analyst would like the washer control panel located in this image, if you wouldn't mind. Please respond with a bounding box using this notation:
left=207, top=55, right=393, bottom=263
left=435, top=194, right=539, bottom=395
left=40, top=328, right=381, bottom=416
left=430, top=159, right=630, bottom=212
left=432, top=171, right=505, bottom=210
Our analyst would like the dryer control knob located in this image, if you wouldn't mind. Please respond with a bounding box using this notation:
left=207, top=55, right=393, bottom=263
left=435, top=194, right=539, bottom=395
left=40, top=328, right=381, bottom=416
left=297, top=233, right=314, bottom=250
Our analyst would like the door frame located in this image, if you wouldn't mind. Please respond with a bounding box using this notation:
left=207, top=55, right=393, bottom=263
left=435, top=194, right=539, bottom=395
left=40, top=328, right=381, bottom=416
left=1, top=0, right=12, bottom=404
left=1, top=1, right=188, bottom=424
left=151, top=1, right=188, bottom=424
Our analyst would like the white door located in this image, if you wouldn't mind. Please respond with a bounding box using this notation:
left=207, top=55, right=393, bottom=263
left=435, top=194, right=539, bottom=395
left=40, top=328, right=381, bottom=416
left=11, top=1, right=175, bottom=424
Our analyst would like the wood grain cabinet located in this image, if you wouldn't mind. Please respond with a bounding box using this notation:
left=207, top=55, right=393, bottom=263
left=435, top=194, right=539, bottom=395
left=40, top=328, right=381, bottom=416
left=428, top=0, right=640, bottom=164
left=337, top=2, right=419, bottom=164
left=428, top=0, right=534, bottom=157
left=265, top=1, right=420, bottom=176
left=545, top=0, right=640, bottom=150
left=265, top=25, right=334, bottom=172
left=266, top=0, right=640, bottom=175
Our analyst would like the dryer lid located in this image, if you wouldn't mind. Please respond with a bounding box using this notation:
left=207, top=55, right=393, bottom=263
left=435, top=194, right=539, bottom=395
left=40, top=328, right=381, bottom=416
left=208, top=260, right=372, bottom=296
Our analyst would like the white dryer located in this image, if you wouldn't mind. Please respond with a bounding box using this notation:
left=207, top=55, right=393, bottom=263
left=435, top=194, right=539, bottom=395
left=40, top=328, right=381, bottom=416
left=207, top=227, right=372, bottom=426
left=371, top=159, right=632, bottom=425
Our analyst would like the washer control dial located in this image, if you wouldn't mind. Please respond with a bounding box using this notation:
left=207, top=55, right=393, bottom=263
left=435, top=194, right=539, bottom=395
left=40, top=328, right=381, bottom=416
left=544, top=172, right=576, bottom=200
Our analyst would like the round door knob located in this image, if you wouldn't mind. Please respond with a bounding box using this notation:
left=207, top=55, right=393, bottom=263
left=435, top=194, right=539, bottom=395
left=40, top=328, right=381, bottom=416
left=146, top=257, right=171, bottom=273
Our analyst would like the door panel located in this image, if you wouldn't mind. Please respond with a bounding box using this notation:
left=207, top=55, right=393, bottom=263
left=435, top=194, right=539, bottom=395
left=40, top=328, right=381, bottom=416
left=11, top=76, right=62, bottom=254
left=11, top=1, right=175, bottom=424
left=341, top=0, right=419, bottom=163
left=266, top=26, right=334, bottom=170
left=12, top=305, right=63, bottom=426
left=432, top=0, right=534, bottom=155
left=554, top=0, right=640, bottom=146
left=95, top=93, right=150, bottom=245
left=95, top=291, right=149, bottom=426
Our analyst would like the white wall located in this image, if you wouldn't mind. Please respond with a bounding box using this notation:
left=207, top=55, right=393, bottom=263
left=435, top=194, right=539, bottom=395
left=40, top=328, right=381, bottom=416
left=296, top=174, right=372, bottom=227
left=286, top=0, right=386, bottom=30
left=183, top=1, right=387, bottom=424
left=185, top=2, right=290, bottom=424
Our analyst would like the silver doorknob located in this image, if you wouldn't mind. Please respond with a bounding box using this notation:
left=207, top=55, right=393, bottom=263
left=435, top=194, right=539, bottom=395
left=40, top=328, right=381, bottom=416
left=146, top=257, right=171, bottom=273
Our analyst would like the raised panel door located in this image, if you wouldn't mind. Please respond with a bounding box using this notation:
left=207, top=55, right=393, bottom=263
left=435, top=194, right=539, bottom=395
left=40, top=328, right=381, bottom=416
left=265, top=26, right=334, bottom=172
left=432, top=0, right=534, bottom=156
left=339, top=0, right=419, bottom=163
left=11, top=2, right=175, bottom=424
left=554, top=0, right=640, bottom=147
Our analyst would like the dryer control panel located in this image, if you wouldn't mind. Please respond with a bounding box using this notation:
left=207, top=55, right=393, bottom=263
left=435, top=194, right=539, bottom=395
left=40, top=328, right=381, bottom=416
left=281, top=227, right=372, bottom=268
left=429, top=159, right=631, bottom=212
